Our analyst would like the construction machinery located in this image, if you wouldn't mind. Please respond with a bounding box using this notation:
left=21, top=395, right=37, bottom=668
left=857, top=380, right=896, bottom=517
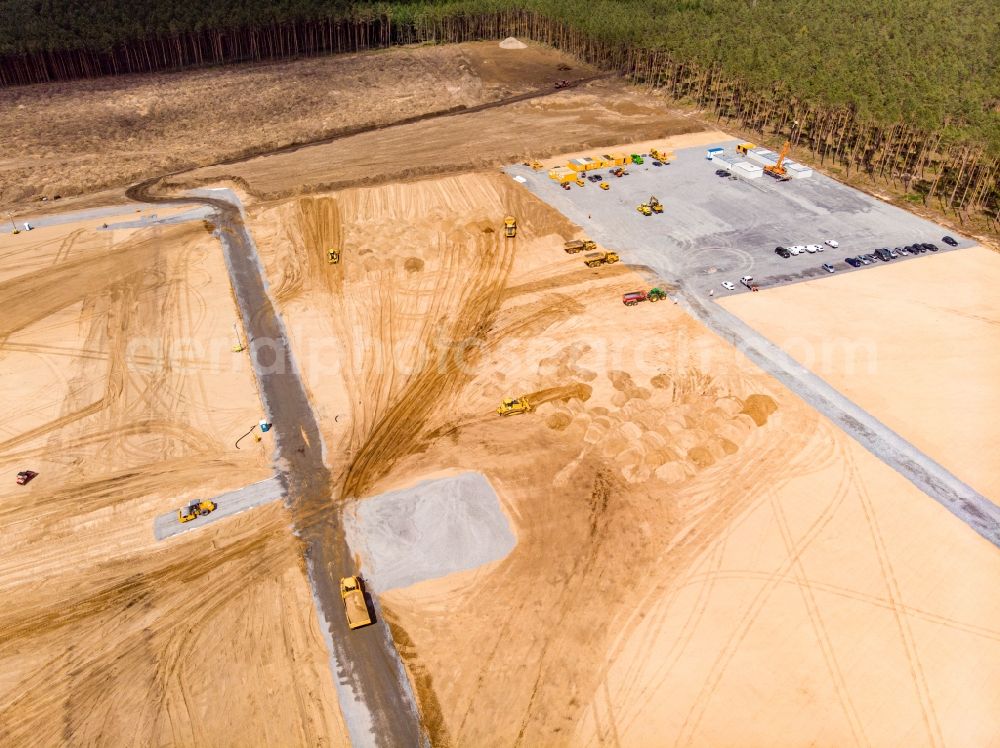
left=599, top=182, right=610, bottom=191
left=340, top=576, right=373, bottom=629
left=622, top=287, right=667, bottom=306
left=649, top=196, right=664, bottom=214
left=561, top=183, right=571, bottom=190
left=650, top=148, right=674, bottom=163
left=564, top=239, right=597, bottom=254
left=497, top=396, right=532, bottom=416
left=16, top=470, right=37, bottom=485
left=575, top=178, right=585, bottom=187
left=554, top=79, right=571, bottom=89
left=327, top=248, right=340, bottom=264
left=636, top=203, right=652, bottom=216
left=611, top=167, right=625, bottom=178
left=503, top=216, right=517, bottom=238
left=584, top=250, right=620, bottom=268
left=764, top=141, right=792, bottom=181
left=530, top=161, right=543, bottom=170
left=630, top=154, right=644, bottom=165
left=178, top=500, right=217, bottom=523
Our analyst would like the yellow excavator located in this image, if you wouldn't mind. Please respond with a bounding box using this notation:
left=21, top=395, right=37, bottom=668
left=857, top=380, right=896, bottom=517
left=649, top=196, right=664, bottom=214
left=497, top=396, right=532, bottom=416
left=503, top=216, right=517, bottom=238
left=327, top=248, right=341, bottom=264
left=764, top=141, right=792, bottom=181
left=178, top=500, right=217, bottom=523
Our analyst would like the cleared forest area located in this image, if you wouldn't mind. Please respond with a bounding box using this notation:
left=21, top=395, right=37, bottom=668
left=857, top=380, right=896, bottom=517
left=1, top=0, right=997, bottom=231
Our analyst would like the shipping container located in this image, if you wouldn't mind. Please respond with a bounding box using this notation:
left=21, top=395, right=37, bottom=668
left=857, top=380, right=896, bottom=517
left=705, top=147, right=724, bottom=160
left=784, top=161, right=813, bottom=179
left=568, top=156, right=600, bottom=172
left=547, top=166, right=576, bottom=183
left=733, top=162, right=764, bottom=179
left=747, top=148, right=779, bottom=167
left=600, top=153, right=627, bottom=167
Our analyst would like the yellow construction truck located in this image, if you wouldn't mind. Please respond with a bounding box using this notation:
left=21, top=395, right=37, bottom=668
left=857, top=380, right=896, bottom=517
left=584, top=250, right=620, bottom=267
left=649, top=196, right=664, bottom=214
left=340, top=576, right=373, bottom=629
left=636, top=203, right=652, bottom=216
left=178, top=500, right=217, bottom=523
left=327, top=248, right=340, bottom=264
left=503, top=216, right=517, bottom=238
left=497, top=396, right=532, bottom=416
left=650, top=148, right=675, bottom=163
left=563, top=239, right=597, bottom=254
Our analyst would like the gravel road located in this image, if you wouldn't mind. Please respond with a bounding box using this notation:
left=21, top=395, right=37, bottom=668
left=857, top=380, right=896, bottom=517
left=153, top=477, right=284, bottom=540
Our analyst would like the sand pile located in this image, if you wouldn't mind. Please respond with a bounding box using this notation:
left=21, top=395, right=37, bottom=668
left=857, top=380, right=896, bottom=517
left=499, top=37, right=527, bottom=49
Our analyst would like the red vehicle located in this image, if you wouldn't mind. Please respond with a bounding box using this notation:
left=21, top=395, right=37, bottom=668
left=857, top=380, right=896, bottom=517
left=16, top=470, right=38, bottom=485
left=554, top=79, right=571, bottom=89
left=622, top=291, right=648, bottom=306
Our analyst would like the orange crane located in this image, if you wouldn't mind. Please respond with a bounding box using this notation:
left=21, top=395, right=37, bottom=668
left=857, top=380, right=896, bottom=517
left=764, top=141, right=792, bottom=181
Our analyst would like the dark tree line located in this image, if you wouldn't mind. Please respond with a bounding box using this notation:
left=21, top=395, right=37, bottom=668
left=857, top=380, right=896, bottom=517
left=0, top=1, right=996, bottom=227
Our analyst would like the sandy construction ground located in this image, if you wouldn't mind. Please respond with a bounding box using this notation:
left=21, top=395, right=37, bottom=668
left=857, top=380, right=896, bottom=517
left=182, top=80, right=707, bottom=199
left=720, top=245, right=1000, bottom=502
left=0, top=216, right=347, bottom=744
left=0, top=41, right=589, bottom=207
left=246, top=169, right=1000, bottom=745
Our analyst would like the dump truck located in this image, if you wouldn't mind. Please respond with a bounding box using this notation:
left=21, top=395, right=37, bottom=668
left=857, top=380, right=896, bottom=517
left=622, top=288, right=667, bottom=306
left=327, top=248, right=340, bottom=264
left=178, top=500, right=217, bottom=523
left=636, top=203, right=652, bottom=216
left=649, top=196, right=664, bottom=213
left=564, top=239, right=597, bottom=254
left=497, top=396, right=532, bottom=416
left=584, top=251, right=620, bottom=267
left=503, top=216, right=517, bottom=238
left=340, top=576, right=373, bottom=629
left=16, top=470, right=37, bottom=485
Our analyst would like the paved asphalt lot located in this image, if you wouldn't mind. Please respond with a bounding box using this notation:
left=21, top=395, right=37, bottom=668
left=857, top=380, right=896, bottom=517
left=506, top=140, right=974, bottom=298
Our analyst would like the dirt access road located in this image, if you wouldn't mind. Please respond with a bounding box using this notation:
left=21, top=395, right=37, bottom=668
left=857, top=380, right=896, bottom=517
left=126, top=181, right=422, bottom=745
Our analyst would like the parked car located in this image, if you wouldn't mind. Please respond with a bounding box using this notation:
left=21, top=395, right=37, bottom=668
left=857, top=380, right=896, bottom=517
left=895, top=246, right=908, bottom=255
left=722, top=281, right=735, bottom=290
left=914, top=244, right=927, bottom=253
left=942, top=236, right=958, bottom=246
left=845, top=257, right=862, bottom=268
left=652, top=161, right=662, bottom=166
left=808, top=243, right=824, bottom=253
left=822, top=263, right=835, bottom=273
left=775, top=246, right=791, bottom=258
left=789, top=245, right=805, bottom=255
left=715, top=169, right=731, bottom=177
left=858, top=255, right=871, bottom=265
left=888, top=248, right=899, bottom=258
left=804, top=244, right=818, bottom=253
left=587, top=175, right=599, bottom=182
left=875, top=248, right=892, bottom=261
left=923, top=242, right=938, bottom=251
left=824, top=239, right=839, bottom=248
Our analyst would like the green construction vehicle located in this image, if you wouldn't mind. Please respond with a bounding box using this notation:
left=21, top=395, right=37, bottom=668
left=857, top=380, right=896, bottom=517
left=631, top=154, right=644, bottom=165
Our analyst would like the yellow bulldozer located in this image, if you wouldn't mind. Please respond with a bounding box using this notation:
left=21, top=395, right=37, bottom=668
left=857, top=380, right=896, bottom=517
left=503, top=216, right=517, bottom=238
left=649, top=196, right=664, bottom=214
left=584, top=250, right=620, bottom=268
left=178, top=500, right=217, bottom=523
left=497, top=396, right=532, bottom=416
left=636, top=203, right=652, bottom=216
left=327, top=248, right=341, bottom=264
left=650, top=148, right=674, bottom=163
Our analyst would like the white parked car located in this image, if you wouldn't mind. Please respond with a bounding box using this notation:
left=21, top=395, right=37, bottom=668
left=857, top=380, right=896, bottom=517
left=809, top=243, right=824, bottom=252
left=804, top=244, right=818, bottom=253
left=721, top=281, right=735, bottom=291
left=825, top=239, right=839, bottom=248
left=789, top=245, right=804, bottom=255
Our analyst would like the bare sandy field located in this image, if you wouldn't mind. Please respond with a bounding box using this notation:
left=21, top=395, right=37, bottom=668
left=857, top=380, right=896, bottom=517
left=0, top=216, right=347, bottom=745
left=182, top=80, right=707, bottom=199
left=247, top=170, right=1000, bottom=745
left=721, top=245, right=1000, bottom=502
left=1, top=41, right=589, bottom=207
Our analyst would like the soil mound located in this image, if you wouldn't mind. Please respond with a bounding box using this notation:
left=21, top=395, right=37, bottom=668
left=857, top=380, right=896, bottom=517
left=499, top=37, right=527, bottom=49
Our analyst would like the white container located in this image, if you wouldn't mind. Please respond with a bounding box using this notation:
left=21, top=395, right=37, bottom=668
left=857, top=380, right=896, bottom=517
left=747, top=148, right=778, bottom=167
left=785, top=160, right=813, bottom=179
left=733, top=162, right=763, bottom=179
left=706, top=147, right=724, bottom=160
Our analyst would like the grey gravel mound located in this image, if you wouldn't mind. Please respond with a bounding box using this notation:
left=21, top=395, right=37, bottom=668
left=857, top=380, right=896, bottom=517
left=344, top=472, right=516, bottom=592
